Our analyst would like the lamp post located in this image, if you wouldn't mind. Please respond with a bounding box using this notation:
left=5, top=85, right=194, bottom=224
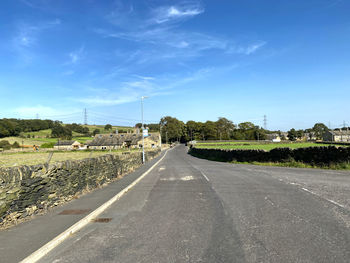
left=141, top=96, right=148, bottom=163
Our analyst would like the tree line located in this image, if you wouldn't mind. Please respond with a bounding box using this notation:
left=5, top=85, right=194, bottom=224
left=156, top=117, right=333, bottom=143
left=158, top=116, right=267, bottom=143
left=0, top=119, right=56, bottom=138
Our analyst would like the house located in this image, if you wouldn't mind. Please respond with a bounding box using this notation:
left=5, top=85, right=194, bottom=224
left=323, top=130, right=350, bottom=142
left=303, top=132, right=317, bottom=141
left=266, top=133, right=281, bottom=142
left=54, top=140, right=81, bottom=150
left=280, top=132, right=289, bottom=140
left=88, top=132, right=161, bottom=150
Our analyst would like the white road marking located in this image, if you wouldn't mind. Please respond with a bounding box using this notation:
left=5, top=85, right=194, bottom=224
left=181, top=176, right=195, bottom=181
left=19, top=149, right=169, bottom=263
left=300, top=187, right=346, bottom=209
left=279, top=180, right=347, bottom=210
left=200, top=171, right=210, bottom=182
left=159, top=167, right=165, bottom=171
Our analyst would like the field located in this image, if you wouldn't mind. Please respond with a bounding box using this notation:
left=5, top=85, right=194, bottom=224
left=0, top=124, right=133, bottom=146
left=194, top=141, right=342, bottom=151
left=0, top=149, right=142, bottom=167
left=81, top=125, right=134, bottom=134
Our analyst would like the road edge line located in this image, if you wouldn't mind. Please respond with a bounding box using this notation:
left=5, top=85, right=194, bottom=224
left=20, top=149, right=169, bottom=263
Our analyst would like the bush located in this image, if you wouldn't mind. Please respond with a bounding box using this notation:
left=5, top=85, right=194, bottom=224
left=41, top=142, right=56, bottom=148
left=12, top=141, right=20, bottom=148
left=189, top=146, right=350, bottom=167
left=0, top=140, right=12, bottom=150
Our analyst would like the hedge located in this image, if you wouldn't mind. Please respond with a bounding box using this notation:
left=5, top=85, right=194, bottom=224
left=189, top=146, right=350, bottom=166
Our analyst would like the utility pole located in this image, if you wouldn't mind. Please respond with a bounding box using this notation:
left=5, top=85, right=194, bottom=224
left=84, top=108, right=88, bottom=125
left=263, top=115, right=267, bottom=130
left=141, top=96, right=148, bottom=163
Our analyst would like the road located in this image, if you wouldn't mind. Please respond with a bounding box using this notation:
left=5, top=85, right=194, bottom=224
left=38, top=145, right=350, bottom=263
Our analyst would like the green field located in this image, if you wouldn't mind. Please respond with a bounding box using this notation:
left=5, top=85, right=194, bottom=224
left=0, top=149, right=143, bottom=167
left=82, top=125, right=134, bottom=134
left=0, top=124, right=133, bottom=147
left=195, top=141, right=341, bottom=151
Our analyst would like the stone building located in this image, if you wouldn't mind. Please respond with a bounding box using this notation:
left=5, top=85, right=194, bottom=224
left=323, top=130, right=350, bottom=142
left=54, top=140, right=81, bottom=150
left=266, top=133, right=281, bottom=142
left=88, top=133, right=161, bottom=150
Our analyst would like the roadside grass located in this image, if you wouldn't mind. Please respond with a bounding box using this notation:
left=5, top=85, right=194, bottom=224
left=0, top=148, right=143, bottom=167
left=195, top=142, right=342, bottom=151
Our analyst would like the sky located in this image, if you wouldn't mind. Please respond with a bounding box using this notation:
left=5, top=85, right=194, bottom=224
left=0, top=0, right=349, bottom=131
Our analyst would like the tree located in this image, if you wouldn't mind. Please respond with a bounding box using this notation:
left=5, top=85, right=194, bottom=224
left=296, top=129, right=304, bottom=140
left=93, top=129, right=100, bottom=136
left=159, top=116, right=185, bottom=143
left=203, top=121, right=217, bottom=140
left=312, top=123, right=328, bottom=140
left=216, top=117, right=235, bottom=140
left=104, top=124, right=112, bottom=130
left=287, top=128, right=297, bottom=141
left=51, top=124, right=72, bottom=140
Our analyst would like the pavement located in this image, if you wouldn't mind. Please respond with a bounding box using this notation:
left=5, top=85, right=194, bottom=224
left=1, top=145, right=350, bottom=262
left=0, top=150, right=167, bottom=263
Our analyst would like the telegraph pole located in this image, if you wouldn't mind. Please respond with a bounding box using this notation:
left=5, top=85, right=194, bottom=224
left=84, top=108, right=88, bottom=125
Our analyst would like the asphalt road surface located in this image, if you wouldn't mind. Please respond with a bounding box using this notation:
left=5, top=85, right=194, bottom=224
left=39, top=145, right=350, bottom=263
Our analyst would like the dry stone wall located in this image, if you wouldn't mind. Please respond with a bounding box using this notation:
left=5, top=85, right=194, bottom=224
left=189, top=146, right=350, bottom=166
left=0, top=149, right=160, bottom=228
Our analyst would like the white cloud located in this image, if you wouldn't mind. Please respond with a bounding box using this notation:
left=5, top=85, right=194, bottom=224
left=152, top=5, right=204, bottom=24
left=228, top=41, right=267, bottom=55
left=12, top=19, right=61, bottom=63
left=62, top=70, right=75, bottom=76
left=68, top=46, right=84, bottom=64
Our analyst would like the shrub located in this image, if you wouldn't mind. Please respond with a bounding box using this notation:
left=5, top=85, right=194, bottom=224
left=0, top=140, right=12, bottom=150
left=12, top=141, right=20, bottom=148
left=40, top=142, right=56, bottom=148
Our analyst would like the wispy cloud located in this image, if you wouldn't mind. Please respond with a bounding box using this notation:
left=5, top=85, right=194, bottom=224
left=94, top=1, right=265, bottom=65
left=68, top=46, right=84, bottom=64
left=227, top=41, right=267, bottom=55
left=12, top=19, right=61, bottom=63
left=151, top=4, right=204, bottom=24
left=74, top=67, right=215, bottom=107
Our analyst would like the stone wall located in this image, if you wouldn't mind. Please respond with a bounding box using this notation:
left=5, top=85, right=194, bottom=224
left=0, top=149, right=160, bottom=228
left=189, top=146, right=350, bottom=166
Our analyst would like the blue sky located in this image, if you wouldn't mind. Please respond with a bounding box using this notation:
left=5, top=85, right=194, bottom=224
left=0, top=0, right=349, bottom=130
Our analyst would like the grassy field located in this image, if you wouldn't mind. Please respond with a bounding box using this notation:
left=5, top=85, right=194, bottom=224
left=194, top=141, right=342, bottom=151
left=82, top=125, right=134, bottom=134
left=0, top=149, right=143, bottom=167
left=0, top=124, right=134, bottom=146
left=1, top=136, right=93, bottom=146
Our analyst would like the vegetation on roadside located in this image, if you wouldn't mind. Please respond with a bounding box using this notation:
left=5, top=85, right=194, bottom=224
left=189, top=146, right=350, bottom=170
left=230, top=160, right=350, bottom=170
left=194, top=142, right=342, bottom=151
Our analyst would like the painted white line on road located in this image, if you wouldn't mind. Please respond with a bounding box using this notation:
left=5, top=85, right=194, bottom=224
left=300, top=187, right=346, bottom=209
left=200, top=171, right=210, bottom=182
left=20, top=149, right=169, bottom=263
left=301, top=187, right=316, bottom=195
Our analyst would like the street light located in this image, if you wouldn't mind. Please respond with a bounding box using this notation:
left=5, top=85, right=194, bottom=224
left=141, top=96, right=148, bottom=163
